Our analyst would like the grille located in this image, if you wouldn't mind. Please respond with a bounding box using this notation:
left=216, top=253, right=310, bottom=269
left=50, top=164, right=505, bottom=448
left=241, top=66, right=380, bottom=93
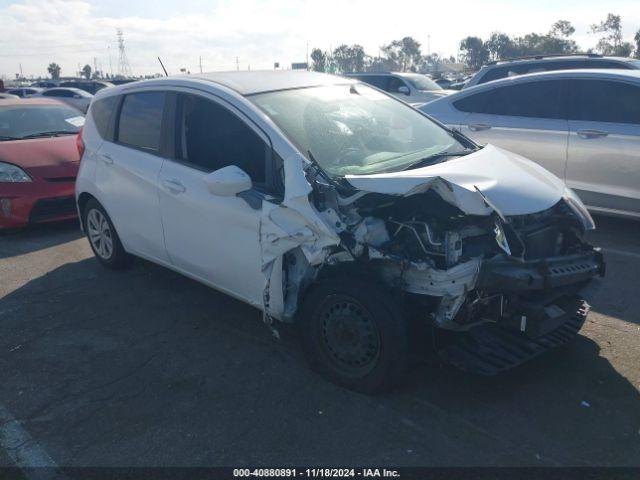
left=29, top=196, right=77, bottom=222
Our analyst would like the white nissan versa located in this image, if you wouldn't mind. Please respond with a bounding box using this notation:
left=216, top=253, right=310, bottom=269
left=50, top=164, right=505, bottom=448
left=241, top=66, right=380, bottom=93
left=76, top=71, right=604, bottom=392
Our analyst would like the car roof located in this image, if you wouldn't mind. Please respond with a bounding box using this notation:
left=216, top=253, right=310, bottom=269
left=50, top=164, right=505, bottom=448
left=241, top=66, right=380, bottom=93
left=0, top=98, right=69, bottom=107
left=346, top=72, right=407, bottom=77
left=485, top=55, right=636, bottom=67
left=133, top=71, right=356, bottom=95
left=482, top=68, right=640, bottom=84
left=45, top=87, right=92, bottom=95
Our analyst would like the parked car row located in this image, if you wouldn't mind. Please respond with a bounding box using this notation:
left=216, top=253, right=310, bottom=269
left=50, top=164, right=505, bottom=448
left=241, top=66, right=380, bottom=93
left=0, top=67, right=626, bottom=391
left=27, top=79, right=115, bottom=95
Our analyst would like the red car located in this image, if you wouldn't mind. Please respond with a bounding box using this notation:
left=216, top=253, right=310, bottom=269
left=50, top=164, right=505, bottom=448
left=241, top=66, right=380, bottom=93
left=0, top=98, right=84, bottom=230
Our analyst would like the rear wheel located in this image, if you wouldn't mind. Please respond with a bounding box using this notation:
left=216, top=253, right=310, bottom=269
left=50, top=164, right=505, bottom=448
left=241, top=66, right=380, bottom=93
left=297, top=277, right=409, bottom=393
left=83, top=199, right=133, bottom=269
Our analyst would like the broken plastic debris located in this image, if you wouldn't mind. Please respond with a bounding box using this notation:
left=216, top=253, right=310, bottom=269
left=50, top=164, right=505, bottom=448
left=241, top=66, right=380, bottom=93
left=580, top=400, right=591, bottom=408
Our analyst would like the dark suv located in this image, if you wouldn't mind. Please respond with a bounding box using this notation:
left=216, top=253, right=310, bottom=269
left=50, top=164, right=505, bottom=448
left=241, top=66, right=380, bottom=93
left=464, top=54, right=640, bottom=89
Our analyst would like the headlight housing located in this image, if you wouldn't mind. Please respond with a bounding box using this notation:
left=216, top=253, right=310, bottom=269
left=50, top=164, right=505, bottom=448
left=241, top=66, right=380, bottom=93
left=0, top=161, right=32, bottom=182
left=563, top=186, right=595, bottom=231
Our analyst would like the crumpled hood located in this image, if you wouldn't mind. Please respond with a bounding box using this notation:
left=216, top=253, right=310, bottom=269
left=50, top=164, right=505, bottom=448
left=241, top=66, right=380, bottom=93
left=345, top=144, right=565, bottom=216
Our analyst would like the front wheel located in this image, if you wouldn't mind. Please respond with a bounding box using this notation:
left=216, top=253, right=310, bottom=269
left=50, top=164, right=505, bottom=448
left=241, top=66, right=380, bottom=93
left=83, top=198, right=133, bottom=269
left=297, top=277, right=409, bottom=393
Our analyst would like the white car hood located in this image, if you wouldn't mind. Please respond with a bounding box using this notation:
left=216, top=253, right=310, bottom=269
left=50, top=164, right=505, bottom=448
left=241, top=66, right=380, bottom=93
left=345, top=145, right=565, bottom=216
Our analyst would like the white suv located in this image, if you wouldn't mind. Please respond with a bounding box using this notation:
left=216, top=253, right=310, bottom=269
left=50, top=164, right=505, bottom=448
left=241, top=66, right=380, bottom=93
left=76, top=71, right=603, bottom=391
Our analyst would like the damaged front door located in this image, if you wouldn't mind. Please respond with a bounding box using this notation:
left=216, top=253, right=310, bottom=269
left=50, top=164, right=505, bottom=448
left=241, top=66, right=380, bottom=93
left=158, top=91, right=272, bottom=307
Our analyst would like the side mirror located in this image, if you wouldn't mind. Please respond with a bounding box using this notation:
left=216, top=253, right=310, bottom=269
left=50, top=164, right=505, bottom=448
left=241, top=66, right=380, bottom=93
left=204, top=165, right=252, bottom=196
left=397, top=86, right=410, bottom=96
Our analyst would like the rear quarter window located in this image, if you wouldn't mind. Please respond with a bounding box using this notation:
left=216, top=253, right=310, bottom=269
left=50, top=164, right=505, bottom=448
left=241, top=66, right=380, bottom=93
left=116, top=91, right=166, bottom=152
left=90, top=95, right=119, bottom=141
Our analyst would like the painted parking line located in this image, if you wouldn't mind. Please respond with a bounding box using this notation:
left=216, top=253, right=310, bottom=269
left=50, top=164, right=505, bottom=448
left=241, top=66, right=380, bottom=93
left=0, top=404, right=67, bottom=480
left=602, top=248, right=640, bottom=261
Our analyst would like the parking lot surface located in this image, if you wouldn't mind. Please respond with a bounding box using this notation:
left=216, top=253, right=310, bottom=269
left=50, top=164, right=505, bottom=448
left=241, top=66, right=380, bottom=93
left=0, top=215, right=639, bottom=467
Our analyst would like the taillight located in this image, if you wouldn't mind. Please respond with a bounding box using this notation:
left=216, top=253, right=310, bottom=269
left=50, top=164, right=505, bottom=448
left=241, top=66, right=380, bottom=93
left=76, top=126, right=85, bottom=159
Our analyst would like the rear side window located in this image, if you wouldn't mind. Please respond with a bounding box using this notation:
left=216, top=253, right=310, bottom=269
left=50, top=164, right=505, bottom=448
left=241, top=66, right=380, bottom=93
left=387, top=77, right=407, bottom=93
left=568, top=80, right=640, bottom=124
left=359, top=76, right=389, bottom=90
left=43, top=90, right=73, bottom=98
left=453, top=90, right=492, bottom=113
left=91, top=95, right=119, bottom=141
left=117, top=92, right=166, bottom=152
left=484, top=81, right=564, bottom=119
left=175, top=94, right=266, bottom=184
left=477, top=66, right=516, bottom=84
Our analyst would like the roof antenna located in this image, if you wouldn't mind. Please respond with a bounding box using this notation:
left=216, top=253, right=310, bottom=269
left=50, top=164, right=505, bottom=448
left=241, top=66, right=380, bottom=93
left=158, top=57, right=168, bottom=77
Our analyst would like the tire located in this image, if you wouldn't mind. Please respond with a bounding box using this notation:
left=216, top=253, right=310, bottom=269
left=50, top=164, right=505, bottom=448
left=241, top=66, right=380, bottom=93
left=83, top=198, right=133, bottom=269
left=297, top=277, right=409, bottom=393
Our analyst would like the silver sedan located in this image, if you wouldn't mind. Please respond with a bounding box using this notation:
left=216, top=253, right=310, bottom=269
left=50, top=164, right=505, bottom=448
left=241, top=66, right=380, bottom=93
left=420, top=69, right=640, bottom=219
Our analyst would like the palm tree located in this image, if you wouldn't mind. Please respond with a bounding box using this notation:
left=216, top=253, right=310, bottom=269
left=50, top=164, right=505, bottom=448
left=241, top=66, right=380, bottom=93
left=47, top=63, right=61, bottom=80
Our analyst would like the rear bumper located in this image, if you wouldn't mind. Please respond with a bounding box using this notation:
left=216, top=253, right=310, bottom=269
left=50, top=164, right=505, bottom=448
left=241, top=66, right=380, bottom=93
left=0, top=181, right=77, bottom=229
left=477, top=249, right=605, bottom=293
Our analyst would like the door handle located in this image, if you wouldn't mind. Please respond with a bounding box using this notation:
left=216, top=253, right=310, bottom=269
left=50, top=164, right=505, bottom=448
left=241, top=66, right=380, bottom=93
left=99, top=153, right=113, bottom=164
left=468, top=123, right=491, bottom=132
left=162, top=179, right=186, bottom=194
left=577, top=129, right=608, bottom=139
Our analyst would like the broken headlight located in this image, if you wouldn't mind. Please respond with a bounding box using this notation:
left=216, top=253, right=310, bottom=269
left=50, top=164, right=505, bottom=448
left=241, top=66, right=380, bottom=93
left=563, top=187, right=595, bottom=232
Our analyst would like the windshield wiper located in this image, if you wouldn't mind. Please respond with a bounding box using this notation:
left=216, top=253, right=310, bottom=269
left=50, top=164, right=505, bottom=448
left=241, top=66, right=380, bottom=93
left=401, top=148, right=478, bottom=171
left=19, top=131, right=77, bottom=139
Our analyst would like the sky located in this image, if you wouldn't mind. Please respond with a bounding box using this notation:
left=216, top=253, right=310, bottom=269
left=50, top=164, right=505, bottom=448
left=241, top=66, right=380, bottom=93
left=1, top=0, right=639, bottom=79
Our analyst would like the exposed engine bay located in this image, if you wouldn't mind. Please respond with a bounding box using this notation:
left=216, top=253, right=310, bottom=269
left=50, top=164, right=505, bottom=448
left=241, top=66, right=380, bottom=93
left=258, top=149, right=604, bottom=372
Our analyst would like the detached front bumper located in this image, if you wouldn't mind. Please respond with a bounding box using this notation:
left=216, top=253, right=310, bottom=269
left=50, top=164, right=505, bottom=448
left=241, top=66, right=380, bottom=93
left=477, top=248, right=605, bottom=293
left=439, top=297, right=589, bottom=375
left=437, top=249, right=604, bottom=375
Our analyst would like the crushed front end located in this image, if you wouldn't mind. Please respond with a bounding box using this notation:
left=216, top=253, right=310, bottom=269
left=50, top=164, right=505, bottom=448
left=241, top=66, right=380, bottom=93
left=305, top=170, right=605, bottom=375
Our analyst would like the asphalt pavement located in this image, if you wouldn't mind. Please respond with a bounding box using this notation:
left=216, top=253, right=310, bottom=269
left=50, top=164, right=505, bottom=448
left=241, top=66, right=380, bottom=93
left=0, top=215, right=638, bottom=467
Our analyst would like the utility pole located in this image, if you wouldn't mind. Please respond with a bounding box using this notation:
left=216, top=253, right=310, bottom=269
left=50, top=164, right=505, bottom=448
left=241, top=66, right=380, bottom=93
left=427, top=35, right=431, bottom=56
left=19, top=63, right=23, bottom=79
left=93, top=57, right=98, bottom=78
left=236, top=57, right=239, bottom=71
left=199, top=56, right=203, bottom=74
left=108, top=46, right=114, bottom=77
left=306, top=41, right=309, bottom=70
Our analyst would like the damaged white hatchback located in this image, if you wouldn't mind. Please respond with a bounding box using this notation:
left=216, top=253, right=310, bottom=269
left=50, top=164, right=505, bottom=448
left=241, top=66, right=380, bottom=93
left=76, top=71, right=605, bottom=392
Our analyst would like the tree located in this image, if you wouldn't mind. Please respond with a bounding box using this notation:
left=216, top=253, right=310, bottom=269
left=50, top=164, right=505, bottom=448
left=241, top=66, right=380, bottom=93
left=381, top=37, right=422, bottom=71
left=310, top=48, right=327, bottom=72
left=485, top=32, right=516, bottom=61
left=82, top=64, right=92, bottom=80
left=459, top=36, right=489, bottom=70
left=590, top=13, right=632, bottom=56
left=332, top=44, right=366, bottom=73
left=47, top=62, right=61, bottom=80
left=514, top=32, right=578, bottom=56
left=550, top=20, right=575, bottom=38
left=635, top=30, right=640, bottom=59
